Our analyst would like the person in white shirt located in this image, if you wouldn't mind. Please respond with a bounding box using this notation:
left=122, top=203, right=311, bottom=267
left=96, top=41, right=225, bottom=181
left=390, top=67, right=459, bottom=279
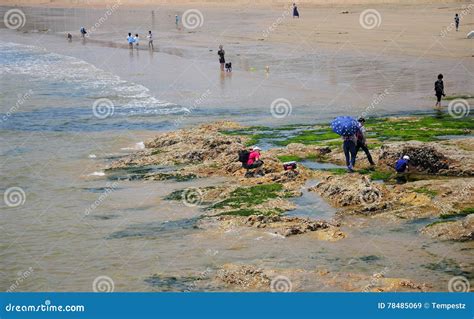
left=147, top=31, right=153, bottom=50
left=134, top=34, right=139, bottom=49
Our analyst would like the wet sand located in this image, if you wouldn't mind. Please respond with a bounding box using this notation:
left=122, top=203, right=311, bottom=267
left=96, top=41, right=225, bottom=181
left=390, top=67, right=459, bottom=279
left=1, top=2, right=473, bottom=125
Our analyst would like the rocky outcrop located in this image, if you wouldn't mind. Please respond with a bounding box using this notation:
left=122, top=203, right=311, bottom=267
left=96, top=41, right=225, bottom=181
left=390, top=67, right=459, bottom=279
left=377, top=140, right=474, bottom=176
left=215, top=214, right=345, bottom=240
left=216, top=265, right=271, bottom=291
left=421, top=214, right=474, bottom=241
left=309, top=175, right=390, bottom=213
left=215, top=264, right=431, bottom=292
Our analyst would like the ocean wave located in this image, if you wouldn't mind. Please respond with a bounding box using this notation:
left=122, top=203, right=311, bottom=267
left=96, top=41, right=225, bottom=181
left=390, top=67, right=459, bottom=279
left=0, top=42, right=180, bottom=110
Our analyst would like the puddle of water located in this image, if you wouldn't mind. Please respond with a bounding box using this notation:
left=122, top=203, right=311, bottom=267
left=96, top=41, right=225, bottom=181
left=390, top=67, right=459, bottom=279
left=301, top=160, right=345, bottom=170
left=286, top=180, right=337, bottom=220
left=144, top=275, right=199, bottom=292
left=436, top=134, right=474, bottom=140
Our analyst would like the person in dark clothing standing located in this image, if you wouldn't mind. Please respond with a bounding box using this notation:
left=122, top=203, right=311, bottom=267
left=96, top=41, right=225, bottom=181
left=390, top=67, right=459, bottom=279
left=355, top=118, right=375, bottom=167
left=218, top=45, right=225, bottom=71
left=342, top=134, right=357, bottom=173
left=434, top=74, right=445, bottom=108
left=293, top=3, right=300, bottom=18
left=454, top=13, right=460, bottom=31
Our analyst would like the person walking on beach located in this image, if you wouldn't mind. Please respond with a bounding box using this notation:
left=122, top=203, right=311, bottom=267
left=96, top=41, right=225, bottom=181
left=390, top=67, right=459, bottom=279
left=80, top=27, right=87, bottom=38
left=134, top=34, right=140, bottom=49
left=434, top=74, right=445, bottom=108
left=343, top=134, right=357, bottom=173
left=355, top=118, right=375, bottom=167
left=175, top=15, right=179, bottom=26
left=218, top=45, right=225, bottom=72
left=293, top=3, right=300, bottom=18
left=127, top=33, right=135, bottom=49
left=454, top=13, right=460, bottom=31
left=147, top=31, right=154, bottom=50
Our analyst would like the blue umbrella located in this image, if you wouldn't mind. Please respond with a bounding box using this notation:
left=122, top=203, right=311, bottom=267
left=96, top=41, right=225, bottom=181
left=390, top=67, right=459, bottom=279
left=331, top=116, right=359, bottom=136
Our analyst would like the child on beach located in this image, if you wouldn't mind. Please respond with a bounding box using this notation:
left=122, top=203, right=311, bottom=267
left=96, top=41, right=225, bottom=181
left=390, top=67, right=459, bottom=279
left=355, top=118, right=375, bottom=167
left=147, top=31, right=153, bottom=50
left=434, top=74, right=445, bottom=108
left=127, top=33, right=135, bottom=48
left=342, top=134, right=357, bottom=173
left=293, top=3, right=300, bottom=18
left=134, top=34, right=140, bottom=49
left=455, top=13, right=460, bottom=31
left=218, top=45, right=225, bottom=71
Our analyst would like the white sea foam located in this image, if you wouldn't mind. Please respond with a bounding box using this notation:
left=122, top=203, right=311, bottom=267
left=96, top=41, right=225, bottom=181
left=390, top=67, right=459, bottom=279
left=0, top=42, right=181, bottom=112
left=89, top=171, right=105, bottom=176
left=88, top=154, right=97, bottom=158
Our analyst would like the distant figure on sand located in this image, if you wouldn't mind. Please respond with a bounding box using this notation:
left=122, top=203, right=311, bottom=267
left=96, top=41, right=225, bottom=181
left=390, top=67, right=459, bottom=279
left=134, top=34, right=140, bottom=49
left=343, top=134, right=357, bottom=173
left=218, top=45, right=225, bottom=71
left=147, top=31, right=154, bottom=50
left=293, top=3, right=299, bottom=18
left=355, top=118, right=375, bottom=167
left=455, top=13, right=460, bottom=31
left=127, top=33, right=135, bottom=48
left=67, top=33, right=72, bottom=41
left=80, top=27, right=87, bottom=38
left=175, top=15, right=179, bottom=26
left=434, top=74, right=445, bottom=108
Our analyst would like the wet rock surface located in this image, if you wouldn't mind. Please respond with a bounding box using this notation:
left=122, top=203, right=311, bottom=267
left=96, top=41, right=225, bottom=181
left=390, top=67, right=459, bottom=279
left=422, top=214, right=474, bottom=241
left=105, top=121, right=474, bottom=291
left=215, top=264, right=431, bottom=292
left=378, top=140, right=474, bottom=176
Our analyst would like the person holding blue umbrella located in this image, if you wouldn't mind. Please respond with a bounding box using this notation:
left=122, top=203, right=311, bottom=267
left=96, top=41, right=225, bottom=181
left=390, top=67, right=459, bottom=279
left=331, top=116, right=359, bottom=173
